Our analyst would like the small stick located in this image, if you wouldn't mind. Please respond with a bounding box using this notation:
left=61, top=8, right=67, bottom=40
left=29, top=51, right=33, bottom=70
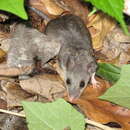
left=85, top=118, right=120, bottom=130
left=0, top=108, right=25, bottom=118
left=0, top=109, right=120, bottom=130
left=88, top=7, right=97, bottom=17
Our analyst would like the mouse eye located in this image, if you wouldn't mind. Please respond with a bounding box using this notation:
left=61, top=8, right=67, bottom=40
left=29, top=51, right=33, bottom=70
left=79, top=80, right=85, bottom=88
left=66, top=78, right=71, bottom=85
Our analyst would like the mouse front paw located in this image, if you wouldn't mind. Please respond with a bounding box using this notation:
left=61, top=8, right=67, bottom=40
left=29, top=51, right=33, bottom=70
left=91, top=72, right=100, bottom=88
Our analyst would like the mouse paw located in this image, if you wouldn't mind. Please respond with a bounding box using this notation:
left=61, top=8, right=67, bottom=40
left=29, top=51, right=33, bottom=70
left=91, top=72, right=100, bottom=88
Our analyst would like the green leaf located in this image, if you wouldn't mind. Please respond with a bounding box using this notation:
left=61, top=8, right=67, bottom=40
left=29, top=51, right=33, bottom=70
left=96, top=63, right=121, bottom=83
left=99, top=64, right=130, bottom=109
left=0, top=0, right=28, bottom=20
left=22, top=99, right=85, bottom=130
left=85, top=0, right=129, bottom=35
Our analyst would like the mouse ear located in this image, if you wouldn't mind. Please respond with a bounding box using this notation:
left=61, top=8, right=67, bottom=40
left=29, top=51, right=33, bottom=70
left=87, top=61, right=97, bottom=73
left=87, top=61, right=93, bottom=70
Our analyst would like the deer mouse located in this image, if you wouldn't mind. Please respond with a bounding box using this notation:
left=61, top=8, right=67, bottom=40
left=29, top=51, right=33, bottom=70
left=0, top=12, right=97, bottom=100
left=45, top=14, right=97, bottom=100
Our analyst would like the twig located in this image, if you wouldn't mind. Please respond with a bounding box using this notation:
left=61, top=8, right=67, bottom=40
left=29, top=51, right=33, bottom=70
left=0, top=108, right=25, bottom=118
left=0, top=108, right=120, bottom=130
left=88, top=7, right=97, bottom=17
left=85, top=118, right=120, bottom=130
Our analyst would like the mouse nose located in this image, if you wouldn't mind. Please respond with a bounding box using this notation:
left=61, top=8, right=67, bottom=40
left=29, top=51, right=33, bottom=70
left=69, top=96, right=76, bottom=102
left=68, top=88, right=80, bottom=102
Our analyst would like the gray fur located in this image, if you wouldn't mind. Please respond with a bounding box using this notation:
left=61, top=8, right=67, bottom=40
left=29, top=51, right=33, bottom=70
left=45, top=14, right=97, bottom=99
left=7, top=24, right=60, bottom=73
left=7, top=14, right=97, bottom=99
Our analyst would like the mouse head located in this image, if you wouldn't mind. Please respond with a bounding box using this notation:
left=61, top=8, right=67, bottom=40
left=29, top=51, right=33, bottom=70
left=64, top=51, right=97, bottom=101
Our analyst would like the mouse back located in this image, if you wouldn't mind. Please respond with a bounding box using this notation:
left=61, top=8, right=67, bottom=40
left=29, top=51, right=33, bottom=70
left=45, top=14, right=93, bottom=50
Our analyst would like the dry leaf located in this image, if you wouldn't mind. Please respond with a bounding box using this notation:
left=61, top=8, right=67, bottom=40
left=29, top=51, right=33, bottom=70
left=0, top=99, right=7, bottom=109
left=29, top=0, right=89, bottom=24
left=61, top=0, right=89, bottom=23
left=41, top=0, right=64, bottom=15
left=79, top=99, right=130, bottom=130
left=0, top=81, right=34, bottom=107
left=0, top=49, right=6, bottom=63
left=88, top=13, right=116, bottom=49
left=20, top=74, right=66, bottom=100
left=0, top=26, right=10, bottom=54
left=0, top=62, right=34, bottom=76
left=29, top=0, right=64, bottom=19
left=28, top=8, right=46, bottom=32
left=0, top=30, right=10, bottom=52
left=101, top=26, right=130, bottom=65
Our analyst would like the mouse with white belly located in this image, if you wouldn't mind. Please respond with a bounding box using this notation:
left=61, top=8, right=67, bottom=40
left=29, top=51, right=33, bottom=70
left=45, top=14, right=98, bottom=101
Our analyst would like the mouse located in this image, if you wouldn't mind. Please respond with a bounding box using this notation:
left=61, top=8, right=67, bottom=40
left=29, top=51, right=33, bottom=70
left=45, top=14, right=97, bottom=100
left=0, top=12, right=97, bottom=100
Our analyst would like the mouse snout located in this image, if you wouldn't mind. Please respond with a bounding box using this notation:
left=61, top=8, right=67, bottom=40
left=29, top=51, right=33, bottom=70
left=67, top=88, right=80, bottom=102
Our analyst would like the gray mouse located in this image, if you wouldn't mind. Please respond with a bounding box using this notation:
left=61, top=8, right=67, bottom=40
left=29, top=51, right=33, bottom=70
left=45, top=14, right=97, bottom=100
left=0, top=14, right=97, bottom=100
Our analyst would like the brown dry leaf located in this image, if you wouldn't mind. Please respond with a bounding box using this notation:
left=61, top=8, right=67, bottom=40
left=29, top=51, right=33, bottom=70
left=0, top=62, right=34, bottom=76
left=0, top=36, right=10, bottom=53
left=101, top=25, right=130, bottom=65
left=29, top=0, right=65, bottom=19
left=28, top=8, right=46, bottom=32
left=29, top=0, right=89, bottom=23
left=20, top=74, right=66, bottom=101
left=66, top=78, right=130, bottom=130
left=0, top=27, right=10, bottom=53
left=87, top=13, right=116, bottom=49
left=0, top=99, right=7, bottom=109
left=41, top=0, right=64, bottom=15
left=61, top=0, right=89, bottom=23
left=79, top=99, right=130, bottom=130
left=0, top=49, right=6, bottom=63
left=0, top=81, right=34, bottom=108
